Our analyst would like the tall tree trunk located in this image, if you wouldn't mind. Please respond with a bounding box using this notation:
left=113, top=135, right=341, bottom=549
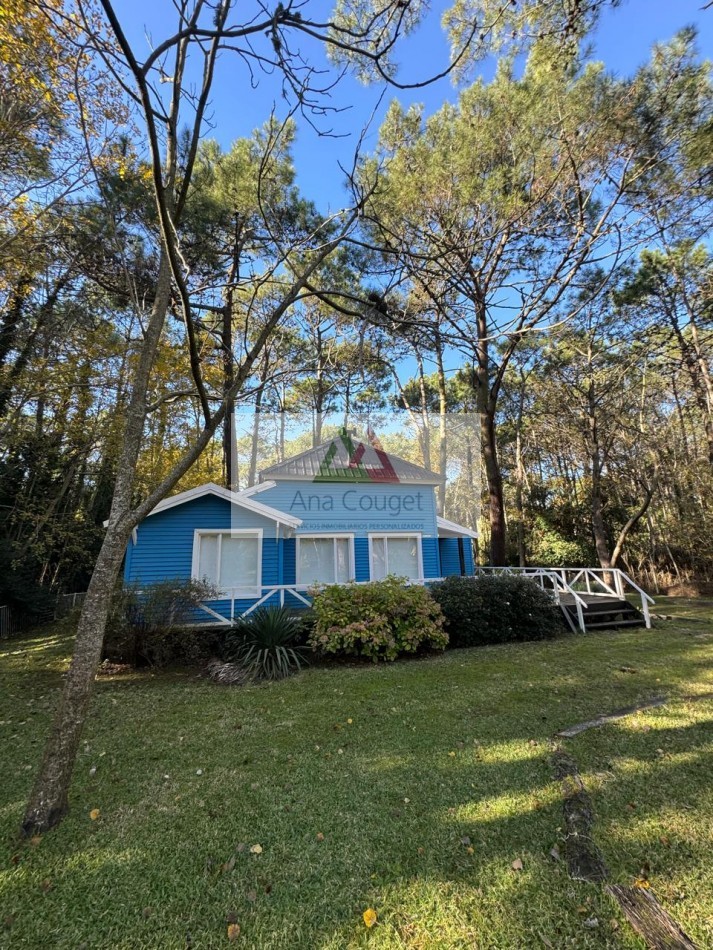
left=416, top=352, right=432, bottom=471
left=514, top=381, right=527, bottom=567
left=222, top=301, right=235, bottom=489
left=247, top=356, right=269, bottom=487
left=586, top=382, right=613, bottom=574
left=21, top=255, right=173, bottom=835
left=435, top=340, right=448, bottom=516
left=474, top=294, right=506, bottom=564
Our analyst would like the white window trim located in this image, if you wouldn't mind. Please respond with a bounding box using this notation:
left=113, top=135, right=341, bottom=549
left=368, top=532, right=424, bottom=582
left=191, top=528, right=263, bottom=597
left=296, top=533, right=355, bottom=586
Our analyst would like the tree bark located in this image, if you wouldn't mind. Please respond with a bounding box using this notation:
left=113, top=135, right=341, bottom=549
left=474, top=295, right=506, bottom=565
left=435, top=339, right=448, bottom=516
left=21, top=254, right=173, bottom=835
left=514, top=381, right=527, bottom=567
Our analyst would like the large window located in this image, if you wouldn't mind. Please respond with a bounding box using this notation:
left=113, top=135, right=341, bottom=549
left=192, top=530, right=261, bottom=594
left=297, top=535, right=353, bottom=586
left=369, top=534, right=422, bottom=581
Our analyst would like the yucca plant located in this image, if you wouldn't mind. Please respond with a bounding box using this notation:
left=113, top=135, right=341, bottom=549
left=226, top=607, right=309, bottom=681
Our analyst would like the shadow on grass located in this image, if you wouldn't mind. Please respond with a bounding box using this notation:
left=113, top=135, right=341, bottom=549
left=1, top=622, right=712, bottom=947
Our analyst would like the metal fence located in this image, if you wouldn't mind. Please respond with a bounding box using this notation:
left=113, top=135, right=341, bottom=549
left=0, top=604, right=37, bottom=639
left=57, top=591, right=87, bottom=614
left=0, top=593, right=86, bottom=639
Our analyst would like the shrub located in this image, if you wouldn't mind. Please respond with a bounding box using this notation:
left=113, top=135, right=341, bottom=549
left=309, top=577, right=448, bottom=662
left=431, top=574, right=565, bottom=648
left=103, top=578, right=221, bottom=667
left=225, top=607, right=309, bottom=681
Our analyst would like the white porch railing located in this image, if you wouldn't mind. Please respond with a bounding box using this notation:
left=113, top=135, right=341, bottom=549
left=473, top=566, right=654, bottom=631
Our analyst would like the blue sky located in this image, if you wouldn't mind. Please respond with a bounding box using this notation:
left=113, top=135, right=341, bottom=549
left=113, top=0, right=713, bottom=213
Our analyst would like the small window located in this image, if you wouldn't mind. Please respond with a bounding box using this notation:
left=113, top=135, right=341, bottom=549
left=193, top=531, right=261, bottom=594
left=297, top=535, right=353, bottom=586
left=369, top=534, right=421, bottom=581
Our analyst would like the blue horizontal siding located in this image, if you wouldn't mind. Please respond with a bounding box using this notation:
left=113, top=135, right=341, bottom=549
left=354, top=538, right=370, bottom=582
left=124, top=495, right=285, bottom=621
left=463, top=540, right=475, bottom=575
left=439, top=538, right=461, bottom=577
left=257, top=479, right=438, bottom=536
left=421, top=538, right=440, bottom=579
left=283, top=537, right=296, bottom=585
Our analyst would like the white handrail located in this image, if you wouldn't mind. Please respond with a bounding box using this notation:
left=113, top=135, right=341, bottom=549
left=188, top=566, right=653, bottom=630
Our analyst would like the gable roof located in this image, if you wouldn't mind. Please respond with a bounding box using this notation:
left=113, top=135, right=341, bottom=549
left=144, top=482, right=302, bottom=528
left=260, top=434, right=443, bottom=484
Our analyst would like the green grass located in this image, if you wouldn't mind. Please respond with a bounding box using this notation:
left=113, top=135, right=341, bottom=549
left=1, top=604, right=712, bottom=949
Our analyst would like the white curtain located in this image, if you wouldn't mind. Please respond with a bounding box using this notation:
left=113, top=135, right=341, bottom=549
left=386, top=537, right=419, bottom=579
left=221, top=535, right=259, bottom=590
left=198, top=534, right=219, bottom=584
left=335, top=538, right=351, bottom=583
left=371, top=537, right=387, bottom=580
left=197, top=533, right=259, bottom=590
left=299, top=538, right=336, bottom=584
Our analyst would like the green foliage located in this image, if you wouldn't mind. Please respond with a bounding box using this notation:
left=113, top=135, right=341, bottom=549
left=528, top=516, right=591, bottom=567
left=103, top=579, right=221, bottom=667
left=431, top=575, right=564, bottom=648
left=226, top=607, right=309, bottom=681
left=309, top=577, right=447, bottom=662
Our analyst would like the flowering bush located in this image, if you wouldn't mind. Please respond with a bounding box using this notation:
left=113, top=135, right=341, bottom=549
left=309, top=577, right=447, bottom=662
left=430, top=574, right=564, bottom=648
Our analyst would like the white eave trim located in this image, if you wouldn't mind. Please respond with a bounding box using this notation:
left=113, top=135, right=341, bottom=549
left=235, top=480, right=276, bottom=497
left=142, top=482, right=302, bottom=528
left=437, top=516, right=478, bottom=539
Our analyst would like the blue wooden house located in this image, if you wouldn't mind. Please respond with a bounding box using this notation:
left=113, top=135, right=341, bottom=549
left=123, top=432, right=477, bottom=625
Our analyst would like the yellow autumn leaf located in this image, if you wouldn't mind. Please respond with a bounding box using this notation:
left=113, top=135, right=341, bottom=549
left=363, top=908, right=377, bottom=928
left=227, top=922, right=241, bottom=940
left=249, top=844, right=263, bottom=854
left=633, top=878, right=650, bottom=889
left=89, top=809, right=100, bottom=820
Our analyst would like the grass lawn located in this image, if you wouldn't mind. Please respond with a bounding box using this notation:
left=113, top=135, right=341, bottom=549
left=1, top=602, right=712, bottom=949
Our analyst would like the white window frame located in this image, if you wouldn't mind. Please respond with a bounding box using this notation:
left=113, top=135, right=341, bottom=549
left=296, top=533, right=355, bottom=586
left=368, top=532, right=424, bottom=582
left=191, top=528, right=263, bottom=597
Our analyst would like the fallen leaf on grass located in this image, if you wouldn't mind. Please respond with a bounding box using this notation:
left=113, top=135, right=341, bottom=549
left=29, top=836, right=41, bottom=848
left=222, top=856, right=236, bottom=873
left=227, top=923, right=241, bottom=941
left=89, top=809, right=100, bottom=821
left=249, top=844, right=263, bottom=855
left=316, top=832, right=325, bottom=841
left=511, top=858, right=523, bottom=871
left=633, top=878, right=650, bottom=889
left=363, top=908, right=377, bottom=928
left=246, top=890, right=257, bottom=903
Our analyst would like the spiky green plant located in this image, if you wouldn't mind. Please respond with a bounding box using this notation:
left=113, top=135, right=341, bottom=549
left=227, top=607, right=309, bottom=681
